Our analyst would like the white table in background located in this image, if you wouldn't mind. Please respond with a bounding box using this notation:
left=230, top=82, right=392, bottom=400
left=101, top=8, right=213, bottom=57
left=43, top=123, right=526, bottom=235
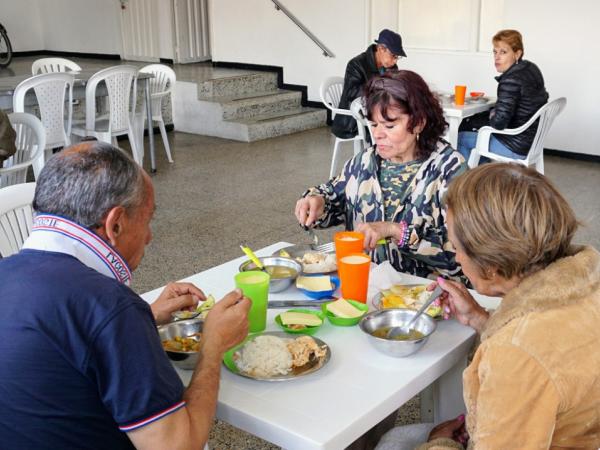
left=142, top=242, right=498, bottom=450
left=442, top=99, right=496, bottom=149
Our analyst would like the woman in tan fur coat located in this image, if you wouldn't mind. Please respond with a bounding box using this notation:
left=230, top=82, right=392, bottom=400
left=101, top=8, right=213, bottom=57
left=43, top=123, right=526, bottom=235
left=377, top=163, right=600, bottom=450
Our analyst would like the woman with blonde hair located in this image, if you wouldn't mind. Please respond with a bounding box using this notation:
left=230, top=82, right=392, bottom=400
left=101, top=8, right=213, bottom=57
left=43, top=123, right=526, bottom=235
left=377, top=163, right=600, bottom=450
left=457, top=29, right=548, bottom=161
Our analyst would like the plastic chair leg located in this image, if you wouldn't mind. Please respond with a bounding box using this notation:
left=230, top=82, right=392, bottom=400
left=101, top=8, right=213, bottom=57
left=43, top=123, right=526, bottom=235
left=352, top=138, right=364, bottom=156
left=535, top=157, right=544, bottom=174
left=329, top=138, right=342, bottom=178
left=467, top=149, right=481, bottom=168
left=158, top=118, right=173, bottom=163
left=127, top=130, right=143, bottom=166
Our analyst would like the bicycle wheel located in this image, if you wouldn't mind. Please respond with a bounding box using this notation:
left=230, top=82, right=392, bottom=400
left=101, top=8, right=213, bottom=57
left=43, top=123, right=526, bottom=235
left=0, top=26, right=13, bottom=68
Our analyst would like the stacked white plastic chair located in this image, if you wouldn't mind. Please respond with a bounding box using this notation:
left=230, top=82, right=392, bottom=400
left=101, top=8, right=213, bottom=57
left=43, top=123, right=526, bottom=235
left=320, top=76, right=366, bottom=178
left=0, top=182, right=37, bottom=257
left=31, top=57, right=81, bottom=75
left=0, top=113, right=46, bottom=188
left=467, top=97, right=567, bottom=174
left=12, top=73, right=74, bottom=177
left=71, top=65, right=142, bottom=165
left=137, top=64, right=175, bottom=163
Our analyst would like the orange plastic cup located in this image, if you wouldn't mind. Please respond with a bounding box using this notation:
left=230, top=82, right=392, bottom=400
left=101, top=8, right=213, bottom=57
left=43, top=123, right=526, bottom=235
left=338, top=253, right=371, bottom=303
left=334, top=231, right=364, bottom=266
left=454, top=85, right=467, bottom=106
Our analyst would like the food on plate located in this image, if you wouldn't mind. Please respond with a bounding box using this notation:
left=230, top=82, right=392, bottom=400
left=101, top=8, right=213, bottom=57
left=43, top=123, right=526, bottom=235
left=172, top=294, right=216, bottom=320
left=296, top=275, right=332, bottom=292
left=298, top=252, right=337, bottom=274
left=162, top=333, right=202, bottom=352
left=380, top=285, right=442, bottom=317
left=326, top=298, right=364, bottom=318
left=370, top=327, right=425, bottom=341
left=278, top=249, right=292, bottom=258
left=286, top=335, right=327, bottom=367
left=280, top=311, right=323, bottom=329
left=233, top=334, right=327, bottom=377
left=470, top=91, right=485, bottom=98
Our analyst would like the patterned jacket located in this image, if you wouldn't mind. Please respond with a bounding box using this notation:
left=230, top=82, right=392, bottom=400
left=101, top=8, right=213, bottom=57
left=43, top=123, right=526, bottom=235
left=304, top=141, right=466, bottom=280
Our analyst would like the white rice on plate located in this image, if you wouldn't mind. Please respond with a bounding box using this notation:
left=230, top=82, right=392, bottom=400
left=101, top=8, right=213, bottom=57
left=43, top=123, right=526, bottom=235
left=235, top=335, right=292, bottom=377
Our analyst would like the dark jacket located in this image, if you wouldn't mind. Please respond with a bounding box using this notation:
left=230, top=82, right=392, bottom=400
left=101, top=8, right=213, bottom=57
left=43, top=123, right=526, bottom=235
left=332, top=45, right=395, bottom=139
left=490, top=59, right=548, bottom=155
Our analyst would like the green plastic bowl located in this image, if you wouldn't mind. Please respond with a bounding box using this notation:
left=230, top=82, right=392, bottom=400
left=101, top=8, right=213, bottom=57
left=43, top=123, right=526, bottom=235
left=321, top=300, right=369, bottom=326
left=274, top=308, right=325, bottom=335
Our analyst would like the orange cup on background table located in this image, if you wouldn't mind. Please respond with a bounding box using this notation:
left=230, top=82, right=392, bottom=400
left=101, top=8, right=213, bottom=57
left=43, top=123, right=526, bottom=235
left=454, top=85, right=467, bottom=105
left=338, top=252, right=371, bottom=303
left=334, top=231, right=364, bottom=266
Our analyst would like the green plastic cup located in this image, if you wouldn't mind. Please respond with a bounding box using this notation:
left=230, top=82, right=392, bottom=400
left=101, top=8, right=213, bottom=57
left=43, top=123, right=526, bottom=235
left=235, top=271, right=270, bottom=333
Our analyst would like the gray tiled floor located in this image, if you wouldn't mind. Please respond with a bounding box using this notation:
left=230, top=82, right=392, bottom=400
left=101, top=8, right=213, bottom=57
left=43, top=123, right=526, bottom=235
left=4, top=57, right=600, bottom=449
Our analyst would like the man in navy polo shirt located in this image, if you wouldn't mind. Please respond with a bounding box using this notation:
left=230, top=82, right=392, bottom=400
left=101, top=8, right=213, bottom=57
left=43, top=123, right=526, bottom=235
left=0, top=141, right=251, bottom=449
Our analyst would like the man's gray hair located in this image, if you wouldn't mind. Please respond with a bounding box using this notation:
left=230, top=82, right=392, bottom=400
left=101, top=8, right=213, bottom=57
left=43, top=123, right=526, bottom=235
left=33, top=141, right=145, bottom=229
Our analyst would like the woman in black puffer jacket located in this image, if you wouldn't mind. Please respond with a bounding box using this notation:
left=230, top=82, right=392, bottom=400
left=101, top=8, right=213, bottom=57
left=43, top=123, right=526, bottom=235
left=457, top=29, right=548, bottom=161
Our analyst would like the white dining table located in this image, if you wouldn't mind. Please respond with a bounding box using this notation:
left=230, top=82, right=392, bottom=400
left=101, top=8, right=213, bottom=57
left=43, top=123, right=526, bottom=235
left=442, top=98, right=496, bottom=149
left=141, top=242, right=499, bottom=450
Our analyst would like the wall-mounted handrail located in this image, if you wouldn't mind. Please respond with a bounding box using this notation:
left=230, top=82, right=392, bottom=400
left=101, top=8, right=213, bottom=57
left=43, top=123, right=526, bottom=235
left=270, top=0, right=335, bottom=58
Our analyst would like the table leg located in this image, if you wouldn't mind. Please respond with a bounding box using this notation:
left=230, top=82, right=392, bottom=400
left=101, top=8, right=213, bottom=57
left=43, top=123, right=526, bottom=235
left=420, top=355, right=468, bottom=424
left=447, top=117, right=461, bottom=150
left=144, top=78, right=156, bottom=173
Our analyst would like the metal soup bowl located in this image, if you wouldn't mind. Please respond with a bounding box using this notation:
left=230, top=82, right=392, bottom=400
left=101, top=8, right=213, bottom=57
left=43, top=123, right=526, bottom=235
left=157, top=319, right=203, bottom=370
left=239, top=256, right=301, bottom=293
left=359, top=309, right=437, bottom=358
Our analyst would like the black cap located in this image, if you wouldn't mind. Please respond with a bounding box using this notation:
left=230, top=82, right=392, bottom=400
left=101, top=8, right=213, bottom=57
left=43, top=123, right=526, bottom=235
left=375, top=29, right=407, bottom=57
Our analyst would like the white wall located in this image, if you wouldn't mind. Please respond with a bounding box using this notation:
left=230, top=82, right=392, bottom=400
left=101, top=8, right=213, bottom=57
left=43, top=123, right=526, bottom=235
left=0, top=0, right=44, bottom=51
left=209, top=0, right=368, bottom=100
left=38, top=0, right=122, bottom=55
left=209, top=0, right=600, bottom=156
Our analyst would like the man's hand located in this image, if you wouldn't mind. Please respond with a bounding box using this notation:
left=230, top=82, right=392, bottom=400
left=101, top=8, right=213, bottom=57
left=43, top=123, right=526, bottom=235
left=437, top=277, right=489, bottom=333
left=295, top=195, right=325, bottom=228
left=356, top=221, right=402, bottom=250
left=150, top=282, right=205, bottom=325
left=428, top=414, right=467, bottom=444
left=202, top=289, right=251, bottom=355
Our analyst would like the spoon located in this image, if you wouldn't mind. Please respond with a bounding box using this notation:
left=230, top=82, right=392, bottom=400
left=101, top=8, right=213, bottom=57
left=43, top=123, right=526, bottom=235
left=386, top=285, right=444, bottom=339
left=239, top=243, right=267, bottom=272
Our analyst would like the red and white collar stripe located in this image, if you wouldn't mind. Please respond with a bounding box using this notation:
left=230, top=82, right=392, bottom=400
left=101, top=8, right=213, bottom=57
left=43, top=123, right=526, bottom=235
left=22, top=214, right=132, bottom=285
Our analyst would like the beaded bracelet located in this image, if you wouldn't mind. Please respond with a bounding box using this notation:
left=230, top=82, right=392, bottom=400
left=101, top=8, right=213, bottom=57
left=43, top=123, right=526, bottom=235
left=396, top=220, right=410, bottom=247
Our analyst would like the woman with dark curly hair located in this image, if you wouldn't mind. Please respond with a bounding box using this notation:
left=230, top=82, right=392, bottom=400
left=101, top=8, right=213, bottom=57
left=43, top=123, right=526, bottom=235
left=295, top=70, right=467, bottom=279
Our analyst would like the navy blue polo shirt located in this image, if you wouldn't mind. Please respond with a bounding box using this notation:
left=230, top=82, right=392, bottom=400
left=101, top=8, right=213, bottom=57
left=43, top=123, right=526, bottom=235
left=0, top=250, right=185, bottom=449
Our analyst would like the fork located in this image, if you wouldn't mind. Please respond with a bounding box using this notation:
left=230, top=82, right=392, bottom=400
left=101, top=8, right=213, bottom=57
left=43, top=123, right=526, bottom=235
left=302, top=225, right=335, bottom=253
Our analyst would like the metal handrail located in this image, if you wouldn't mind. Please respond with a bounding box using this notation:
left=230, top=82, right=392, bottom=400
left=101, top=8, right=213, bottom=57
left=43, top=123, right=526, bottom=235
left=270, top=0, right=335, bottom=58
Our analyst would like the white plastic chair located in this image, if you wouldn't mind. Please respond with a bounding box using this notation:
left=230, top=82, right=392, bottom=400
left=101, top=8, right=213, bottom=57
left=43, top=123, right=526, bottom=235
left=71, top=66, right=142, bottom=165
left=0, top=182, right=36, bottom=257
left=137, top=64, right=175, bottom=163
left=320, top=76, right=366, bottom=178
left=350, top=97, right=375, bottom=146
left=467, top=98, right=567, bottom=174
left=12, top=72, right=74, bottom=176
left=0, top=113, right=46, bottom=188
left=31, top=57, right=82, bottom=75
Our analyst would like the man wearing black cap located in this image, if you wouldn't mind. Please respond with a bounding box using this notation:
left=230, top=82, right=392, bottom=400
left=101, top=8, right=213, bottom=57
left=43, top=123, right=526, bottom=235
left=332, top=29, right=406, bottom=140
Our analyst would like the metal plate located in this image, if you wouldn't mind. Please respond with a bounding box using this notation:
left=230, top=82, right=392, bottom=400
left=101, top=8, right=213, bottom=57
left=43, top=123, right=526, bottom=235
left=222, top=331, right=331, bottom=381
left=273, top=244, right=336, bottom=274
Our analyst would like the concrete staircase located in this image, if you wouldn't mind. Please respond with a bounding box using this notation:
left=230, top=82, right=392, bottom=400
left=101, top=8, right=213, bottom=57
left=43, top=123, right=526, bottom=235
left=172, top=70, right=325, bottom=142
